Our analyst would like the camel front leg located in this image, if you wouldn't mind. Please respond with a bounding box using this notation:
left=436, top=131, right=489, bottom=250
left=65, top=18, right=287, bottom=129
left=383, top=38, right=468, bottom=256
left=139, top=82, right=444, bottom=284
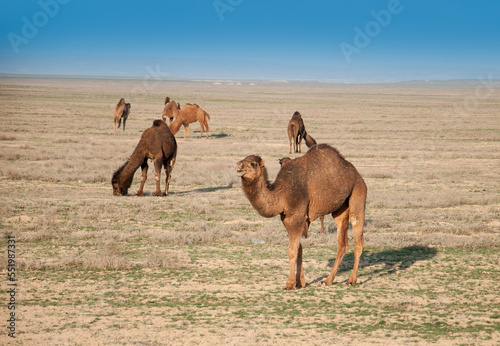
left=136, top=160, right=148, bottom=196
left=320, top=216, right=325, bottom=234
left=286, top=232, right=302, bottom=290
left=154, top=159, right=162, bottom=196
left=296, top=243, right=305, bottom=288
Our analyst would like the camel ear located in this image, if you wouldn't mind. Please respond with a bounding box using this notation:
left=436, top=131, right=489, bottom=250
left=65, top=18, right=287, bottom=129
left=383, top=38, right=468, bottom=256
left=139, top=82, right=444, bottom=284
left=259, top=159, right=265, bottom=167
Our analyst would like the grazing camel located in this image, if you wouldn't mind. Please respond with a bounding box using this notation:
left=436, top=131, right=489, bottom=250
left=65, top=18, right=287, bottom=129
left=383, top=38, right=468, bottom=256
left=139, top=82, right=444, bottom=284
left=162, top=97, right=181, bottom=125
left=113, top=98, right=131, bottom=131
left=237, top=144, right=367, bottom=290
left=287, top=111, right=316, bottom=154
left=169, top=103, right=210, bottom=139
left=112, top=120, right=177, bottom=196
left=279, top=157, right=325, bottom=234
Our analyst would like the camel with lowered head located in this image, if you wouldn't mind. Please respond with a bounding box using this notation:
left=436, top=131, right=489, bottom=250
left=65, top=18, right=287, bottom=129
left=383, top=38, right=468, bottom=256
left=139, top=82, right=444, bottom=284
left=169, top=103, right=210, bottom=139
left=279, top=157, right=325, bottom=234
left=287, top=111, right=316, bottom=154
left=162, top=97, right=181, bottom=125
left=237, top=144, right=367, bottom=290
left=112, top=120, right=177, bottom=196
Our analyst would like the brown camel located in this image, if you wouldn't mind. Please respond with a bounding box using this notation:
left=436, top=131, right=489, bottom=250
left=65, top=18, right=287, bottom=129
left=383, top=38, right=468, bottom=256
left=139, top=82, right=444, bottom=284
left=237, top=144, right=367, bottom=290
left=287, top=111, right=316, bottom=154
left=162, top=97, right=181, bottom=125
left=113, top=98, right=125, bottom=131
left=279, top=157, right=325, bottom=234
left=112, top=120, right=177, bottom=196
left=169, top=103, right=210, bottom=139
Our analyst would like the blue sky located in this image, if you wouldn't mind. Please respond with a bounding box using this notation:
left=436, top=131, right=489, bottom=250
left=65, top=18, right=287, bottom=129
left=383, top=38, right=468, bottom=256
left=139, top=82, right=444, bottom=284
left=0, top=0, right=499, bottom=82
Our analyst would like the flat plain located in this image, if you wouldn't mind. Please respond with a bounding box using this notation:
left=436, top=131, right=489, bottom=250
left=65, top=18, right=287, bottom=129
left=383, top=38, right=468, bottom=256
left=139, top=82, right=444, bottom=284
left=0, top=76, right=499, bottom=345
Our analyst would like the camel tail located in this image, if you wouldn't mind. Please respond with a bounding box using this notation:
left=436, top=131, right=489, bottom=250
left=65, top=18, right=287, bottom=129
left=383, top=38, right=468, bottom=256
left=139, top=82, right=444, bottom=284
left=204, top=111, right=210, bottom=121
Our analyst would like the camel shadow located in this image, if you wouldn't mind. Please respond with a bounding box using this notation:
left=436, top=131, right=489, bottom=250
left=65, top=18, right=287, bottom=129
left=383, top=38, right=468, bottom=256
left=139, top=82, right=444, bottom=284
left=171, top=183, right=234, bottom=196
left=310, top=245, right=438, bottom=286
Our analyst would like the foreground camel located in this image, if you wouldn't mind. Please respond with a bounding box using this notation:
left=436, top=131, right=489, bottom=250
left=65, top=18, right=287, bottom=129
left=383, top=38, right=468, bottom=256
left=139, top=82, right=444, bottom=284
left=287, top=111, right=316, bottom=154
left=112, top=120, right=177, bottom=196
left=113, top=98, right=131, bottom=131
left=237, top=144, right=367, bottom=289
left=279, top=157, right=325, bottom=234
left=162, top=97, right=181, bottom=125
left=169, top=103, right=210, bottom=139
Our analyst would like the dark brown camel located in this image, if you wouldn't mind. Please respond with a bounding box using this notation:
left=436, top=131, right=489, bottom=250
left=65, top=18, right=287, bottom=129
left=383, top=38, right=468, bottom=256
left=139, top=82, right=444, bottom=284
left=113, top=98, right=131, bottom=132
left=279, top=157, right=325, bottom=234
left=162, top=97, right=181, bottom=125
left=112, top=120, right=177, bottom=196
left=237, top=144, right=367, bottom=290
left=169, top=103, right=210, bottom=139
left=287, top=111, right=316, bottom=154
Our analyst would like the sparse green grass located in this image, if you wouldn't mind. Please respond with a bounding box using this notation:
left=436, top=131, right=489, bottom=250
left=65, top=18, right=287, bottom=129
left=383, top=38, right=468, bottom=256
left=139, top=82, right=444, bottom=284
left=0, top=77, right=499, bottom=344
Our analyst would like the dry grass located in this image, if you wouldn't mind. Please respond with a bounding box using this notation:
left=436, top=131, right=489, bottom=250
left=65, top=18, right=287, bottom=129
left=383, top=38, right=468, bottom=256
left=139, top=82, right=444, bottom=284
left=0, top=77, right=499, bottom=344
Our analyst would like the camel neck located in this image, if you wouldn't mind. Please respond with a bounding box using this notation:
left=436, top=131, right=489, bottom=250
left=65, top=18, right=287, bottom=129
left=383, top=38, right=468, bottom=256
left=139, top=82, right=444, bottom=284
left=169, top=118, right=182, bottom=135
left=242, top=174, right=282, bottom=218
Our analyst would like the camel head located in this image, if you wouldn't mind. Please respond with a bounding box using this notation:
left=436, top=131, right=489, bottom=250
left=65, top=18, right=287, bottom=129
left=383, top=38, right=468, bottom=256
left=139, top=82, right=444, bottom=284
left=236, top=155, right=265, bottom=183
left=111, top=165, right=130, bottom=196
left=165, top=97, right=170, bottom=105
left=279, top=157, right=292, bottom=167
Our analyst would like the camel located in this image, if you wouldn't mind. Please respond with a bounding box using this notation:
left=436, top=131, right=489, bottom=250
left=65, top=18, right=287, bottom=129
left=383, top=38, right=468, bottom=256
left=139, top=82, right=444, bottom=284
left=113, top=98, right=131, bottom=131
left=279, top=157, right=325, bottom=234
left=112, top=120, right=177, bottom=196
left=162, top=97, right=181, bottom=125
left=287, top=111, right=316, bottom=154
left=169, top=103, right=210, bottom=139
left=237, top=144, right=367, bottom=290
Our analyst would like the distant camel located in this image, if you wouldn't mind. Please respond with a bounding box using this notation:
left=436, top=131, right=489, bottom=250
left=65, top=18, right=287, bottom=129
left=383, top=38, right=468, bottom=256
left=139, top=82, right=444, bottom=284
left=237, top=144, right=367, bottom=290
left=112, top=120, right=177, bottom=196
left=113, top=98, right=131, bottom=132
left=169, top=103, right=210, bottom=139
left=287, top=111, right=316, bottom=154
left=162, top=97, right=181, bottom=125
left=279, top=157, right=325, bottom=234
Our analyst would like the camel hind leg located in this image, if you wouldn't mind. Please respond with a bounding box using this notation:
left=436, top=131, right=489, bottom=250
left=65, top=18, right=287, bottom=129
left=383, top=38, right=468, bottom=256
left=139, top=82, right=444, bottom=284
left=347, top=181, right=367, bottom=286
left=163, top=156, right=175, bottom=196
left=204, top=117, right=209, bottom=139
left=198, top=119, right=204, bottom=139
left=322, top=201, right=349, bottom=286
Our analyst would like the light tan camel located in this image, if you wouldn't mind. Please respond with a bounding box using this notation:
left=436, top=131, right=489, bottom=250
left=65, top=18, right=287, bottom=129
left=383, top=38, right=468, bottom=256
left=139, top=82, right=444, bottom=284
left=162, top=97, right=181, bottom=125
left=237, top=144, right=367, bottom=290
left=279, top=157, right=325, bottom=234
left=287, top=111, right=316, bottom=154
left=113, top=98, right=125, bottom=131
left=169, top=103, right=210, bottom=139
left=112, top=120, right=177, bottom=196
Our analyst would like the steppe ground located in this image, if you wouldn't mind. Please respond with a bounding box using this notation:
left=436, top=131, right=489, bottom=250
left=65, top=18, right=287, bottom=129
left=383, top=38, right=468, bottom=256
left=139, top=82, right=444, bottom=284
left=0, top=76, right=499, bottom=345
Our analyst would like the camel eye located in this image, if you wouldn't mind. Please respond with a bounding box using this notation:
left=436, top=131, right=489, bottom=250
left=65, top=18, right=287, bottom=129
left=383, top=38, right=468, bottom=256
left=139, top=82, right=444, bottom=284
left=251, top=162, right=257, bottom=168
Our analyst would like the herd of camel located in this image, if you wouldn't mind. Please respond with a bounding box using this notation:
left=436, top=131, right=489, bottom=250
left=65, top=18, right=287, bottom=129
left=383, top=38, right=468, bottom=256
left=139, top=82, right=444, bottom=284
left=111, top=97, right=367, bottom=290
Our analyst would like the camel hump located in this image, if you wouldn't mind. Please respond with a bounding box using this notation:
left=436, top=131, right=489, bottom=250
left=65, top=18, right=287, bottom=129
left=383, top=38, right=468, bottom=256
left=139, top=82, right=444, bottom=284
left=153, top=119, right=165, bottom=127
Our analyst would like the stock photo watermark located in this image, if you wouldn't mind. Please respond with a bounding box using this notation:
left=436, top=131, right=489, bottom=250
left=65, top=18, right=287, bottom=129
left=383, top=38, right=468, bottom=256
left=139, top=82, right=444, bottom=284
left=127, top=64, right=169, bottom=98
left=339, top=0, right=413, bottom=64
left=6, top=235, right=17, bottom=338
left=213, top=0, right=243, bottom=21
left=453, top=75, right=496, bottom=116
left=7, top=0, right=71, bottom=54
